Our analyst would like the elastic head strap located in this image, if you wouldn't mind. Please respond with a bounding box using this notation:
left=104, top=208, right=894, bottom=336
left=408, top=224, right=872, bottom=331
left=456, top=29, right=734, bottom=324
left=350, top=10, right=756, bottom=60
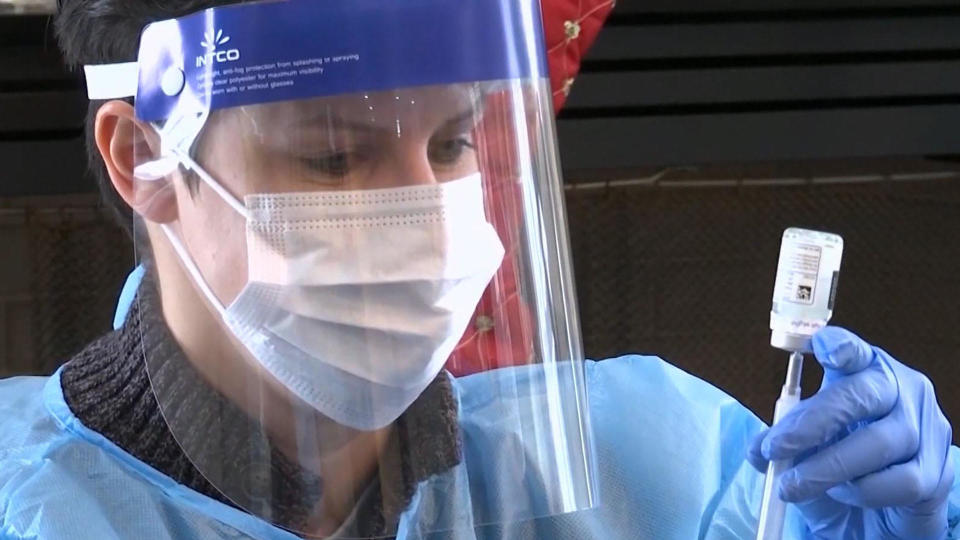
left=84, top=62, right=139, bottom=100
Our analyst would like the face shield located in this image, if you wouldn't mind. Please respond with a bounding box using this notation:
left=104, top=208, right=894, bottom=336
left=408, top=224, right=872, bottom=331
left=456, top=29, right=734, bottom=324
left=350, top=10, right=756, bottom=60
left=85, top=0, right=595, bottom=536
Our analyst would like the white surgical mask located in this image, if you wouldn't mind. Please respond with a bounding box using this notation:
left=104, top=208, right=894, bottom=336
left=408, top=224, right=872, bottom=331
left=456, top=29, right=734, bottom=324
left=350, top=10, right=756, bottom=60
left=160, top=157, right=504, bottom=430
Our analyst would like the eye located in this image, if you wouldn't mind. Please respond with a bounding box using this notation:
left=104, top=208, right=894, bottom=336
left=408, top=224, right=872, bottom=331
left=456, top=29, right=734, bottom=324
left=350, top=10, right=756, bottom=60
left=428, top=136, right=476, bottom=166
left=299, top=152, right=352, bottom=177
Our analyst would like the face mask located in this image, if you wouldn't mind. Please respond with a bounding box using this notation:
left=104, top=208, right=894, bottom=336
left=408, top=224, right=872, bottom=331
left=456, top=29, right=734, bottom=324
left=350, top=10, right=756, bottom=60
left=160, top=158, right=504, bottom=431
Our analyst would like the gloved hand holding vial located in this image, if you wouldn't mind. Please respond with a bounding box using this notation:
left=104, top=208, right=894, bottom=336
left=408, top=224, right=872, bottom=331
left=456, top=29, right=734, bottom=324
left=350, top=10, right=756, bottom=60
left=752, top=228, right=954, bottom=540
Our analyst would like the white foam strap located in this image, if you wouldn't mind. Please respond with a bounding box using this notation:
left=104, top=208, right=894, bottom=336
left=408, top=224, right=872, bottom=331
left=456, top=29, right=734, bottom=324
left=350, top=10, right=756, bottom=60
left=84, top=63, right=139, bottom=100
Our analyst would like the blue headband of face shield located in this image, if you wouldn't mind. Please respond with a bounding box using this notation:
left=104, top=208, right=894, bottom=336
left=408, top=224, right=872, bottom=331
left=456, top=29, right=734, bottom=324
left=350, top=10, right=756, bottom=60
left=84, top=0, right=548, bottom=119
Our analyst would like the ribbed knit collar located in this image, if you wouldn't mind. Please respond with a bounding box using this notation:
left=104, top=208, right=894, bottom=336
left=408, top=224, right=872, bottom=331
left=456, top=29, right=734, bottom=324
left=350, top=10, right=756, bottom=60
left=60, top=271, right=462, bottom=537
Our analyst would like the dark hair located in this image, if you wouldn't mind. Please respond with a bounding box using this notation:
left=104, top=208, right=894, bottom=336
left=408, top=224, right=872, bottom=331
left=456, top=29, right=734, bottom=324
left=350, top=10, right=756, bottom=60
left=54, top=0, right=243, bottom=237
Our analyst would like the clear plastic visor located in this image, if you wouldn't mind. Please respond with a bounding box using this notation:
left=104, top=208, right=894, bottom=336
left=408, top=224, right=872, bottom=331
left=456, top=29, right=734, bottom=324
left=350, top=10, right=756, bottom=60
left=131, top=79, right=595, bottom=538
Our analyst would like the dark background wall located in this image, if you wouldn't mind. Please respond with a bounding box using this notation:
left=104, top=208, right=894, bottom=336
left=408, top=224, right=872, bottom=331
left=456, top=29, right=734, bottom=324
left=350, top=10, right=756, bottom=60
left=1, top=3, right=959, bottom=434
left=560, top=0, right=960, bottom=173
left=566, top=170, right=960, bottom=426
left=557, top=1, right=960, bottom=427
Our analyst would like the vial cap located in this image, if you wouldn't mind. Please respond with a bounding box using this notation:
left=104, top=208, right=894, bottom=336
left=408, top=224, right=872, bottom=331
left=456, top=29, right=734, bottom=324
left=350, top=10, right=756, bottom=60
left=771, top=330, right=813, bottom=353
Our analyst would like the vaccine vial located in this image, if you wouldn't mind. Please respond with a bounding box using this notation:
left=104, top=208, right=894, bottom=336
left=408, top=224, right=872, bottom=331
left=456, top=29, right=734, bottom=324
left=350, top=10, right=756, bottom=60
left=770, top=228, right=844, bottom=352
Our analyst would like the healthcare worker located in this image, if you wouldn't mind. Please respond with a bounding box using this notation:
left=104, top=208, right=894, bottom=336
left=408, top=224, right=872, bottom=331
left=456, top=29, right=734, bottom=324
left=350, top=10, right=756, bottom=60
left=1, top=0, right=958, bottom=538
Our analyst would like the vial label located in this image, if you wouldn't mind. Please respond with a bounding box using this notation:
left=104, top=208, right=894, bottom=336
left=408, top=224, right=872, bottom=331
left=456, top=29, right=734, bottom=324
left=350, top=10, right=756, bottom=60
left=776, top=243, right=822, bottom=306
left=770, top=228, right=844, bottom=350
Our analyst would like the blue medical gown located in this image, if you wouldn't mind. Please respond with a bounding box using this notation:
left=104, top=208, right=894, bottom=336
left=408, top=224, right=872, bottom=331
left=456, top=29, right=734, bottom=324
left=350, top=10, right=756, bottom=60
left=2, top=357, right=959, bottom=539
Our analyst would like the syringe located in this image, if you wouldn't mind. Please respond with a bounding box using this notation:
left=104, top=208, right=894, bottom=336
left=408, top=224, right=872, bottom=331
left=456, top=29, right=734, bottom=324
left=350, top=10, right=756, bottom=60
left=755, top=350, right=804, bottom=540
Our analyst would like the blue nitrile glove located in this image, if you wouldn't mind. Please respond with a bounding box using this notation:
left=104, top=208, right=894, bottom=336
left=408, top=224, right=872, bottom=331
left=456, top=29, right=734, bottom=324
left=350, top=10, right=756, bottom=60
left=748, top=327, right=954, bottom=539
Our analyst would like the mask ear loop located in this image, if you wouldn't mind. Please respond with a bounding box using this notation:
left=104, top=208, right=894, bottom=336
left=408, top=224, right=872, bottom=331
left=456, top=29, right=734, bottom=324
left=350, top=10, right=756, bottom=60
left=160, top=223, right=229, bottom=320
left=170, top=146, right=250, bottom=220
left=141, top=115, right=251, bottom=220
left=146, top=118, right=249, bottom=321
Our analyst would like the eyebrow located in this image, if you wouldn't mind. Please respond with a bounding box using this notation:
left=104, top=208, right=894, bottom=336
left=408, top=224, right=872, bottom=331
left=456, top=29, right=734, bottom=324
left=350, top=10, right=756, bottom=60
left=437, top=109, right=483, bottom=132
left=292, top=107, right=481, bottom=134
left=291, top=89, right=488, bottom=132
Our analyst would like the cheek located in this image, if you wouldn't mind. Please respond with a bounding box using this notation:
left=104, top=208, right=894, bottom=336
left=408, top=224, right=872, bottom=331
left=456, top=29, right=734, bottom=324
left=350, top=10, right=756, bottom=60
left=206, top=212, right=249, bottom=304
left=176, top=180, right=250, bottom=306
left=190, top=125, right=259, bottom=304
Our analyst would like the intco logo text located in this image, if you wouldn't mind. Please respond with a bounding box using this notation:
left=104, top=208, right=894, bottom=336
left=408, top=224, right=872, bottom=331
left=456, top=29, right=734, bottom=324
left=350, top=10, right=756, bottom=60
left=196, top=29, right=240, bottom=67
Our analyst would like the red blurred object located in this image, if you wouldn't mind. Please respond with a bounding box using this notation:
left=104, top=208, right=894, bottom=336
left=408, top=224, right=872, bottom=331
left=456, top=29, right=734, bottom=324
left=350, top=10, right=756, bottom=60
left=543, top=0, right=616, bottom=111
left=446, top=92, right=535, bottom=377
left=446, top=1, right=612, bottom=377
left=446, top=155, right=535, bottom=376
left=446, top=1, right=613, bottom=376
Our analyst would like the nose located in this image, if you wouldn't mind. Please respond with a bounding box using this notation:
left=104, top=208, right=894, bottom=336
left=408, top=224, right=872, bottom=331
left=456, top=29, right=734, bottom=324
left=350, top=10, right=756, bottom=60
left=375, top=140, right=438, bottom=188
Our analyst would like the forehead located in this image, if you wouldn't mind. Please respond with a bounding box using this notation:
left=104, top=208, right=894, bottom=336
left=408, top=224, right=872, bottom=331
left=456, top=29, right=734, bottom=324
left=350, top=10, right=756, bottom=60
left=234, top=84, right=483, bottom=131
